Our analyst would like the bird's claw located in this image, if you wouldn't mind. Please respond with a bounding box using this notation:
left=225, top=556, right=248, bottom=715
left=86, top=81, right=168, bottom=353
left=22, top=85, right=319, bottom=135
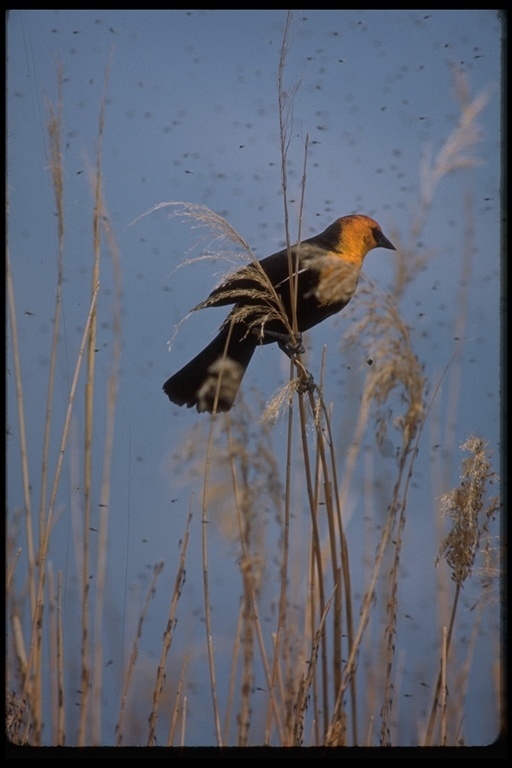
left=274, top=332, right=305, bottom=357
left=287, top=336, right=306, bottom=356
left=297, top=372, right=315, bottom=394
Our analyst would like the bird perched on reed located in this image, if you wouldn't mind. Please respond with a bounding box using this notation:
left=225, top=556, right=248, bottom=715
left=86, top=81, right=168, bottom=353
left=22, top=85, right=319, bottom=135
left=163, top=214, right=395, bottom=413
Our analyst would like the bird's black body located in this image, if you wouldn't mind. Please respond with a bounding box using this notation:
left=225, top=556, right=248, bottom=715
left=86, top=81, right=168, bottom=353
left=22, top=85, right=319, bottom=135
left=163, top=215, right=395, bottom=412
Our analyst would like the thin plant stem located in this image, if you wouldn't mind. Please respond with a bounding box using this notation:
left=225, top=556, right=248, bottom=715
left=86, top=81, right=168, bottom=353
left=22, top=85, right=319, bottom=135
left=266, top=11, right=297, bottom=742
left=40, top=64, right=65, bottom=602
left=223, top=602, right=243, bottom=744
left=316, top=387, right=358, bottom=744
left=78, top=55, right=111, bottom=746
left=116, top=561, right=164, bottom=745
left=6, top=254, right=36, bottom=615
left=226, top=418, right=285, bottom=745
left=91, top=113, right=121, bottom=750
left=21, top=282, right=100, bottom=740
left=47, top=565, right=57, bottom=744
left=277, top=10, right=297, bottom=330
left=266, top=376, right=293, bottom=744
left=327, top=415, right=423, bottom=746
left=24, top=64, right=66, bottom=744
left=201, top=417, right=224, bottom=746
left=424, top=585, right=460, bottom=745
left=227, top=437, right=256, bottom=746
left=297, top=392, right=329, bottom=736
left=432, top=193, right=475, bottom=554
left=168, top=654, right=189, bottom=746
left=146, top=512, right=190, bottom=746
left=441, top=626, right=448, bottom=746
left=181, top=696, right=187, bottom=747
left=449, top=597, right=485, bottom=743
left=7, top=548, right=22, bottom=594
left=293, top=589, right=335, bottom=745
left=57, top=571, right=65, bottom=745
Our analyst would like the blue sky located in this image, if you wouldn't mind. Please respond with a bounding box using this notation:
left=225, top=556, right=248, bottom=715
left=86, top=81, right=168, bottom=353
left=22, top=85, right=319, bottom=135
left=7, top=10, right=503, bottom=747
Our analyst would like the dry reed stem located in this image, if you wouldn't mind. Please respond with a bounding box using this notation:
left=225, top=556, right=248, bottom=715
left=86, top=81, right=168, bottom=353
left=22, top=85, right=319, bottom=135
left=298, top=390, right=339, bottom=738
left=57, top=571, right=65, bottom=745
left=19, top=281, right=100, bottom=744
left=11, top=614, right=28, bottom=695
left=226, top=420, right=259, bottom=745
left=326, top=380, right=427, bottom=745
left=7, top=548, right=22, bottom=594
left=146, top=513, right=191, bottom=746
left=292, top=589, right=335, bottom=745
left=115, top=561, right=165, bottom=745
left=225, top=416, right=286, bottom=745
left=314, top=402, right=344, bottom=729
left=223, top=604, right=244, bottom=743
left=41, top=64, right=65, bottom=563
left=336, top=275, right=427, bottom=745
left=379, top=414, right=419, bottom=743
left=448, top=585, right=486, bottom=742
left=41, top=565, right=65, bottom=745
left=13, top=71, right=69, bottom=743
left=299, top=392, right=330, bottom=739
left=441, top=626, right=448, bottom=746
left=277, top=9, right=302, bottom=332
left=201, top=418, right=224, bottom=746
left=228, top=428, right=256, bottom=746
left=46, top=565, right=57, bottom=743
left=6, top=256, right=36, bottom=616
left=268, top=376, right=294, bottom=744
left=316, top=388, right=358, bottom=742
left=91, top=130, right=122, bottom=751
left=77, top=55, right=112, bottom=745
left=424, top=437, right=499, bottom=745
left=181, top=696, right=188, bottom=746
left=167, top=654, right=189, bottom=746
left=439, top=191, right=475, bottom=484
left=438, top=438, right=499, bottom=587
left=275, top=14, right=341, bottom=743
left=393, top=67, right=490, bottom=297
left=428, top=191, right=477, bottom=666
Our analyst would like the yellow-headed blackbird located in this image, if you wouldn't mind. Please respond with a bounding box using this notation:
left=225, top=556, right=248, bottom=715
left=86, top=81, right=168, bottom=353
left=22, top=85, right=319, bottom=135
left=163, top=214, right=395, bottom=412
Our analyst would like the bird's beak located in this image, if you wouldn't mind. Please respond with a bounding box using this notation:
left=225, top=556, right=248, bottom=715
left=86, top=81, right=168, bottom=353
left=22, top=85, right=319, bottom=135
left=377, top=232, right=396, bottom=251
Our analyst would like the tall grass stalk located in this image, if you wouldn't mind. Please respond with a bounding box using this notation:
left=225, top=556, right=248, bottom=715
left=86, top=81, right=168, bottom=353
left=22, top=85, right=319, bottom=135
left=78, top=54, right=108, bottom=746
left=115, top=561, right=164, bottom=745
left=18, top=275, right=100, bottom=743
left=201, top=414, right=224, bottom=746
left=226, top=418, right=278, bottom=745
left=147, top=515, right=191, bottom=746
left=167, top=654, right=189, bottom=746
left=275, top=14, right=351, bottom=742
left=40, top=64, right=65, bottom=589
left=424, top=437, right=499, bottom=745
left=6, top=256, right=35, bottom=618
left=56, top=571, right=65, bottom=744
left=89, top=55, right=122, bottom=745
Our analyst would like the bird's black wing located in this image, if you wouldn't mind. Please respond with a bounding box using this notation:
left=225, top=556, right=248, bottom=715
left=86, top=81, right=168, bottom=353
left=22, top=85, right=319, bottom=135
left=192, top=246, right=302, bottom=311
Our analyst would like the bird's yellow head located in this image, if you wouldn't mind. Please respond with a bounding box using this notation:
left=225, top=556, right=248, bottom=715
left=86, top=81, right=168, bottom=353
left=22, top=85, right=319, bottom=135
left=332, top=214, right=396, bottom=265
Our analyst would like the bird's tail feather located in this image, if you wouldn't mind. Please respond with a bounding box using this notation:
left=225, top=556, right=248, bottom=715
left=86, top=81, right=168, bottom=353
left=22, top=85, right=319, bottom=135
left=163, top=325, right=256, bottom=412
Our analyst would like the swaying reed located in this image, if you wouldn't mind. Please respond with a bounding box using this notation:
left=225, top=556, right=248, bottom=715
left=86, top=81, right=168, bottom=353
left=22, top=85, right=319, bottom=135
left=423, top=437, right=500, bottom=746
